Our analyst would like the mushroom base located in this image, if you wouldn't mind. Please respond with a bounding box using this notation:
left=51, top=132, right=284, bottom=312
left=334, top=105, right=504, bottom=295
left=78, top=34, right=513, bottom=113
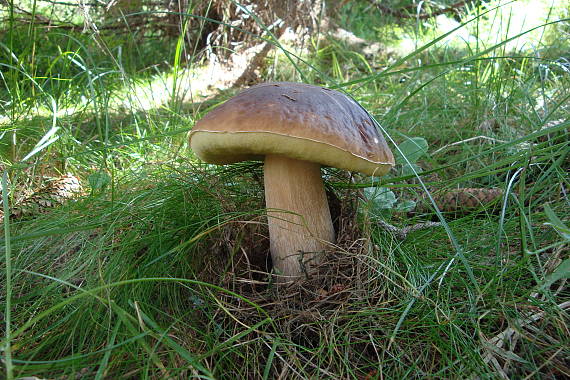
left=264, top=154, right=335, bottom=282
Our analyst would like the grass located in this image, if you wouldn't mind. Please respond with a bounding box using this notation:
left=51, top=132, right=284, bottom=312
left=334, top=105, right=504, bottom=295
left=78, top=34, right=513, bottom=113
left=1, top=0, right=569, bottom=378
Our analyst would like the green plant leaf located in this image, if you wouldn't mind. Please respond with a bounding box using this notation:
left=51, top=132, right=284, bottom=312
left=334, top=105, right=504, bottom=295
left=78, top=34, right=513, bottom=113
left=396, top=199, right=417, bottom=212
left=543, top=204, right=570, bottom=240
left=401, top=162, right=424, bottom=176
left=396, top=137, right=429, bottom=164
left=88, top=172, right=111, bottom=192
left=365, top=187, right=397, bottom=210
left=540, top=259, right=570, bottom=290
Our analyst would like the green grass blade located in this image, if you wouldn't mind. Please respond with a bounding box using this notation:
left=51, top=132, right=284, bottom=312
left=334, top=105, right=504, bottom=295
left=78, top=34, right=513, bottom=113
left=2, top=171, right=14, bottom=379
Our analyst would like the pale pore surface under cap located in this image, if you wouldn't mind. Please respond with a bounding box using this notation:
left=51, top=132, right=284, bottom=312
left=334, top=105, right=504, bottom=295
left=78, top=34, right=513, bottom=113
left=189, top=82, right=395, bottom=176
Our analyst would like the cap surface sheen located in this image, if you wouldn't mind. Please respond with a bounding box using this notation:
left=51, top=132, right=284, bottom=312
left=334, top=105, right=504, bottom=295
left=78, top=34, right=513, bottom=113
left=189, top=82, right=394, bottom=176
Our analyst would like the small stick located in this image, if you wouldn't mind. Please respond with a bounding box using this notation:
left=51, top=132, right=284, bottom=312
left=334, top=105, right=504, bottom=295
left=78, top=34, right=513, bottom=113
left=377, top=220, right=442, bottom=240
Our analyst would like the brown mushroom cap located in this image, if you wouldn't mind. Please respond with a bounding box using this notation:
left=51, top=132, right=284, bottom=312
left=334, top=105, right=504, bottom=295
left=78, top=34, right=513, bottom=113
left=189, top=82, right=395, bottom=176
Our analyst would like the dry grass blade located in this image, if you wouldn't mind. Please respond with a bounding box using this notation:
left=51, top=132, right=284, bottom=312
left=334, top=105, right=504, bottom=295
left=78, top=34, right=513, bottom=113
left=432, top=136, right=508, bottom=155
left=480, top=301, right=570, bottom=378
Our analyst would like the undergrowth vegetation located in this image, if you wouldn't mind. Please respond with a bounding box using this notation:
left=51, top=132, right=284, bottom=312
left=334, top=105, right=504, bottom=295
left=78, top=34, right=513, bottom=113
left=1, top=0, right=569, bottom=378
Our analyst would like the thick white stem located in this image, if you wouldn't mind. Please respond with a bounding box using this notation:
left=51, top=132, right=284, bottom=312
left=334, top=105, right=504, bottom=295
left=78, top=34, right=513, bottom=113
left=264, top=154, right=335, bottom=281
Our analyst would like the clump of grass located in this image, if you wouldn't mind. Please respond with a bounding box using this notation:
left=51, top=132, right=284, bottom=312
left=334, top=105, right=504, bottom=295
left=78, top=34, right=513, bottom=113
left=1, top=165, right=260, bottom=378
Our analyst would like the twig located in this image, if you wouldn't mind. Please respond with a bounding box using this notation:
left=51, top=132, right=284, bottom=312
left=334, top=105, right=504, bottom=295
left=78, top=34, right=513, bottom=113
left=377, top=220, right=442, bottom=240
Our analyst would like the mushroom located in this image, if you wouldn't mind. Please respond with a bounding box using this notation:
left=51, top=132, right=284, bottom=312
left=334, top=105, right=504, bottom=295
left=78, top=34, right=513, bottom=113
left=189, top=82, right=394, bottom=281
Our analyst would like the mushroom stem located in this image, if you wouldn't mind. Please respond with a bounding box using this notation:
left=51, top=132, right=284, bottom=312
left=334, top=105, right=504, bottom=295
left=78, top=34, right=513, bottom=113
left=264, top=154, right=335, bottom=281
